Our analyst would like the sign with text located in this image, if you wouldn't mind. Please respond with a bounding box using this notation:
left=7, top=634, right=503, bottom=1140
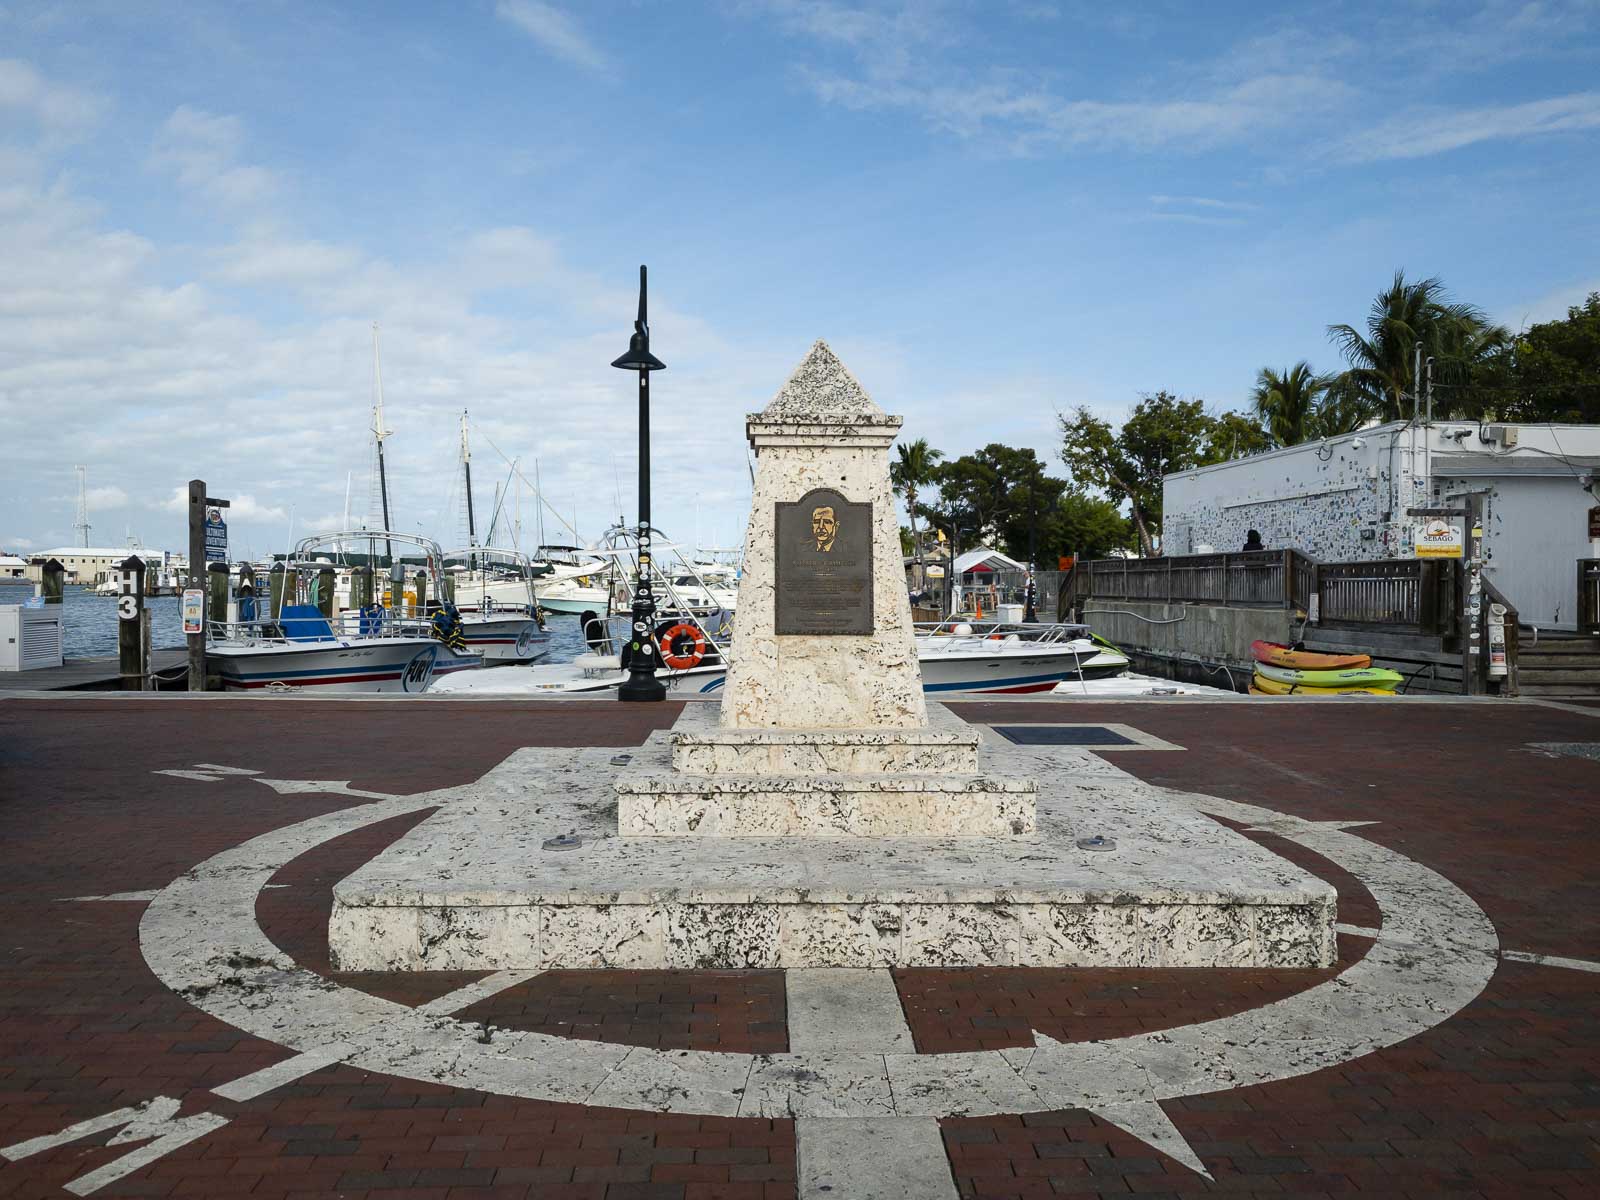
left=773, top=487, right=873, bottom=635
left=182, top=589, right=204, bottom=634
left=1413, top=517, right=1464, bottom=559
left=204, top=506, right=228, bottom=563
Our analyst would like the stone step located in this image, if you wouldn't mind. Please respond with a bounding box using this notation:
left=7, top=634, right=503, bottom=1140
left=614, top=771, right=1036, bottom=838
left=670, top=727, right=981, bottom=775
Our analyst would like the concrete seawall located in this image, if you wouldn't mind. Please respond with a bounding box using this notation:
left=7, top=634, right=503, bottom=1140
left=1079, top=600, right=1297, bottom=692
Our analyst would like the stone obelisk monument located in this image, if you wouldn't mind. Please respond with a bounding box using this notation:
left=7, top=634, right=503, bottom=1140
left=719, top=340, right=926, bottom=729
left=615, top=341, right=1035, bottom=839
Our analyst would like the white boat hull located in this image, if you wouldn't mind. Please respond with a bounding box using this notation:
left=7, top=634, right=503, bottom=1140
left=432, top=641, right=1127, bottom=697
left=210, top=638, right=482, bottom=693
left=460, top=615, right=550, bottom=663
left=535, top=591, right=609, bottom=616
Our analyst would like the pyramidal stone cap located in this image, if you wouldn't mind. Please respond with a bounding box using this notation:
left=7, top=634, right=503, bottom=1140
left=751, top=340, right=901, bottom=428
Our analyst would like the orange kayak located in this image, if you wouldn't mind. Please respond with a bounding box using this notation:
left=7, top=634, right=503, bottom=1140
left=1251, top=640, right=1371, bottom=671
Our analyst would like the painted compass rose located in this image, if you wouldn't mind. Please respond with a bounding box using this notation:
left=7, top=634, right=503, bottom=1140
left=7, top=746, right=1499, bottom=1194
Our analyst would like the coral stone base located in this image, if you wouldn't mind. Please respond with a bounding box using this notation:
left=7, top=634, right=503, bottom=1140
left=329, top=706, right=1337, bottom=971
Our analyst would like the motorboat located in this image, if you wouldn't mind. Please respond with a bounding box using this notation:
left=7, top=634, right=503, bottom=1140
left=433, top=617, right=1127, bottom=697
left=442, top=546, right=551, bottom=663
left=530, top=545, right=614, bottom=615
left=208, top=606, right=481, bottom=693
left=208, top=531, right=484, bottom=692
left=913, top=620, right=1128, bottom=693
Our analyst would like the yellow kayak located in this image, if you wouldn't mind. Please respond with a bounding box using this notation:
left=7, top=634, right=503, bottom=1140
left=1251, top=672, right=1395, bottom=697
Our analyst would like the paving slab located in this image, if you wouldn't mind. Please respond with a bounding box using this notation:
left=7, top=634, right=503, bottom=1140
left=2, top=695, right=1598, bottom=1199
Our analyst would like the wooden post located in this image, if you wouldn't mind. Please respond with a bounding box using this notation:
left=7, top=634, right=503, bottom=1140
left=414, top=570, right=428, bottom=614
left=116, top=555, right=146, bottom=691
left=350, top=565, right=374, bottom=610
left=268, top=561, right=289, bottom=619
left=37, top=558, right=65, bottom=604
left=315, top=566, right=337, bottom=618
left=207, top=560, right=230, bottom=637
left=236, top=563, right=257, bottom=624
left=186, top=480, right=206, bottom=691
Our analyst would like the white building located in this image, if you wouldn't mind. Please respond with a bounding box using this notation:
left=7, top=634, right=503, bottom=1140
left=35, top=547, right=178, bottom=585
left=1163, top=421, right=1600, bottom=630
left=0, top=554, right=28, bottom=580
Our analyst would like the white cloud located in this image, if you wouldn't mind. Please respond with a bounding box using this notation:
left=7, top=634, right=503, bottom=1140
left=0, top=58, right=101, bottom=131
left=1150, top=195, right=1259, bottom=212
left=756, top=3, right=1345, bottom=155
left=85, top=485, right=128, bottom=508
left=1339, top=91, right=1600, bottom=162
left=1, top=105, right=787, bottom=556
left=805, top=69, right=1340, bottom=153
left=150, top=105, right=281, bottom=206
left=1500, top=279, right=1600, bottom=329
left=215, top=229, right=363, bottom=286
left=494, top=1, right=608, bottom=71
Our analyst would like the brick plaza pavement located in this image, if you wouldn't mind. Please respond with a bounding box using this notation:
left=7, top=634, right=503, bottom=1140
left=0, top=695, right=1596, bottom=1198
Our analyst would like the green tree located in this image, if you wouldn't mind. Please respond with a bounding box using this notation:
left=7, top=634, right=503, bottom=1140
left=918, top=443, right=1131, bottom=564
left=1037, top=489, right=1130, bottom=562
left=1060, top=391, right=1217, bottom=556
left=1473, top=293, right=1600, bottom=422
left=890, top=437, right=944, bottom=588
left=1203, top=410, right=1275, bottom=461
left=1327, top=271, right=1507, bottom=422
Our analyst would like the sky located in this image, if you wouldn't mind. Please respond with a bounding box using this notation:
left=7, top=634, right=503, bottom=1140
left=2, top=0, right=1598, bottom=559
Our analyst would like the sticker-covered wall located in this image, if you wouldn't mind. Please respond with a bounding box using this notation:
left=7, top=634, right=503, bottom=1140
left=1163, top=425, right=1418, bottom=562
left=1162, top=422, right=1600, bottom=630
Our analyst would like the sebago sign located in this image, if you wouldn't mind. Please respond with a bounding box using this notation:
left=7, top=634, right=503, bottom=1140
left=1414, top=517, right=1464, bottom=559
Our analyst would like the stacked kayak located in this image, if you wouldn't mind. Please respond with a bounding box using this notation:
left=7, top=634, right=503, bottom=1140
left=1248, top=641, right=1400, bottom=696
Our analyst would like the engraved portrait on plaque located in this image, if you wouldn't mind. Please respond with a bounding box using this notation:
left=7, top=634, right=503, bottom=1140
left=774, top=487, right=873, bottom=635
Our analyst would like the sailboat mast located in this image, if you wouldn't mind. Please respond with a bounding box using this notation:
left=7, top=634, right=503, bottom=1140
left=461, top=411, right=477, bottom=560
left=534, top=458, right=545, bottom=550
left=371, top=322, right=394, bottom=563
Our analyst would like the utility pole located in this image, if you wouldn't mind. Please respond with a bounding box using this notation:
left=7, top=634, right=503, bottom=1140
left=1412, top=341, right=1423, bottom=422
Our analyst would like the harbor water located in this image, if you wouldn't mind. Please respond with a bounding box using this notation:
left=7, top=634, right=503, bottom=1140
left=34, top=587, right=594, bottom=664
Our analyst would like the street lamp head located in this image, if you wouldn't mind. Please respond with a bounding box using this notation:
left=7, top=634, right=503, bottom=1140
left=611, top=264, right=666, bottom=371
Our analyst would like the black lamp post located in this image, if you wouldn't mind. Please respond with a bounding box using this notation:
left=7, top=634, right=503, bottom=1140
left=612, top=265, right=667, bottom=702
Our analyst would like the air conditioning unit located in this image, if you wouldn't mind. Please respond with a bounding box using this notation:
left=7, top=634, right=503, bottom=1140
left=0, top=606, right=64, bottom=671
left=1482, top=425, right=1519, bottom=448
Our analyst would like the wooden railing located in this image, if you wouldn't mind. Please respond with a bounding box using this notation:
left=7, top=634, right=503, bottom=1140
left=1317, top=559, right=1454, bottom=636
left=1065, top=550, right=1315, bottom=611
left=1064, top=550, right=1456, bottom=637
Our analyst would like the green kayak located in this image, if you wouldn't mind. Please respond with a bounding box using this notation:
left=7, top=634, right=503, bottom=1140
left=1253, top=661, right=1403, bottom=690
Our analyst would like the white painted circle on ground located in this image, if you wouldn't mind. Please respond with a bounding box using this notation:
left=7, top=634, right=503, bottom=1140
left=139, top=770, right=1498, bottom=1125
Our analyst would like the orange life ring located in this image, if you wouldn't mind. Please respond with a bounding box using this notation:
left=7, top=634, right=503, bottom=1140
left=659, top=622, right=707, bottom=670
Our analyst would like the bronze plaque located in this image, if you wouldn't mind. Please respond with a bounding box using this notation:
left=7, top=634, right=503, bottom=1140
left=774, top=487, right=873, bottom=635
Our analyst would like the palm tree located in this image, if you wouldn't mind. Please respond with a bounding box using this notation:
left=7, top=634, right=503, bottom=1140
left=891, top=438, right=943, bottom=590
left=1308, top=376, right=1377, bottom=438
left=1251, top=362, right=1334, bottom=447
left=1327, top=271, right=1507, bottom=422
